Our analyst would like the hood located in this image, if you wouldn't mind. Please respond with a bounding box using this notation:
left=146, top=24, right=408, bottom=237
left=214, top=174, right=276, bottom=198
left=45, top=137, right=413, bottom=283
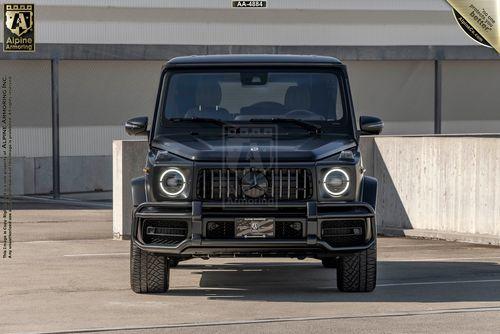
left=152, top=134, right=357, bottom=162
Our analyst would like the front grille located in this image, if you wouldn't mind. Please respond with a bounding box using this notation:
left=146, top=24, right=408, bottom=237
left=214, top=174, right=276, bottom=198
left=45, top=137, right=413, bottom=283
left=275, top=221, right=303, bottom=239
left=197, top=168, right=313, bottom=201
left=321, top=220, right=366, bottom=247
left=142, top=220, right=188, bottom=246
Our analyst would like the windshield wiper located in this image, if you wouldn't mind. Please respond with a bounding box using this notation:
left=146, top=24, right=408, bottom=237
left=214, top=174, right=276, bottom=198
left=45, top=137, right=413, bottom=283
left=248, top=118, right=321, bottom=134
left=165, top=117, right=239, bottom=130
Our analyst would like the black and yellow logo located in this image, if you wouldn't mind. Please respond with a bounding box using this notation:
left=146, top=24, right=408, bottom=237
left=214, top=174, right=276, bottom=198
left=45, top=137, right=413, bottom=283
left=3, top=4, right=35, bottom=52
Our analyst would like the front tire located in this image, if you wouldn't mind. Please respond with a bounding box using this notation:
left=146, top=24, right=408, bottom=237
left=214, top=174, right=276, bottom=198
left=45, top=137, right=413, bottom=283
left=130, top=241, right=170, bottom=293
left=336, top=242, right=377, bottom=292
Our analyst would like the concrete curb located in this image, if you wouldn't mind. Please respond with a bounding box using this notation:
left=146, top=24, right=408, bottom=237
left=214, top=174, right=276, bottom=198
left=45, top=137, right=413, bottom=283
left=380, top=227, right=500, bottom=247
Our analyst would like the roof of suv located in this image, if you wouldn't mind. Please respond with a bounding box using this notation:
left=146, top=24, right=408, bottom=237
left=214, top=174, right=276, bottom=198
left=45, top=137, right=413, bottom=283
left=165, top=54, right=343, bottom=67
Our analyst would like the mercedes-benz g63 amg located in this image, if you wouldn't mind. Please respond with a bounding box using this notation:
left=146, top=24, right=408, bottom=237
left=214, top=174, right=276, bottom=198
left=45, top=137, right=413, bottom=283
left=126, top=55, right=383, bottom=293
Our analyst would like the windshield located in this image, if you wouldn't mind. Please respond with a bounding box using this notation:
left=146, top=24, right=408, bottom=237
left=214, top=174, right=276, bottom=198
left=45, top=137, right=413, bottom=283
left=155, top=69, right=351, bottom=136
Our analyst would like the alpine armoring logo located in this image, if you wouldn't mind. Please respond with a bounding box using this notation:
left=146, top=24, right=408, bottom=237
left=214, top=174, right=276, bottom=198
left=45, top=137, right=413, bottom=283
left=3, top=4, right=35, bottom=52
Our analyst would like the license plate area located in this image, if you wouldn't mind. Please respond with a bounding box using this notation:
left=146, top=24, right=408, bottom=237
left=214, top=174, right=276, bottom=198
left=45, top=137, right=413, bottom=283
left=235, top=218, right=274, bottom=238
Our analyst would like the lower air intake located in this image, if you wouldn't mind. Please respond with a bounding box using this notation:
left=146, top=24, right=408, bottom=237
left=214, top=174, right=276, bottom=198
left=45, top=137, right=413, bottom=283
left=142, top=220, right=188, bottom=246
left=321, top=220, right=366, bottom=247
left=275, top=221, right=303, bottom=239
left=206, top=221, right=235, bottom=239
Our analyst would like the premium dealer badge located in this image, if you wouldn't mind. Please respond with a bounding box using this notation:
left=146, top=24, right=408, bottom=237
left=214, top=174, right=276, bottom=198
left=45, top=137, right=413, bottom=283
left=447, top=0, right=499, bottom=53
left=3, top=3, right=35, bottom=52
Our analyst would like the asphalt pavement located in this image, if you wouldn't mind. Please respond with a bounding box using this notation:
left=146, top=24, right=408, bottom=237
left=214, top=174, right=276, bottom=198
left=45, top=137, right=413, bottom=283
left=2, top=199, right=500, bottom=333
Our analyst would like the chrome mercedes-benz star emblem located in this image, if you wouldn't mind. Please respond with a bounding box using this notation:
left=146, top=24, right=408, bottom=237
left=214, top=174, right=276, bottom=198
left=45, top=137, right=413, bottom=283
left=241, top=172, right=268, bottom=198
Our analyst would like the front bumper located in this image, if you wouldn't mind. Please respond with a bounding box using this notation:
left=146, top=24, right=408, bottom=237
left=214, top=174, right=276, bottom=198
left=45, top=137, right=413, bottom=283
left=131, top=201, right=376, bottom=257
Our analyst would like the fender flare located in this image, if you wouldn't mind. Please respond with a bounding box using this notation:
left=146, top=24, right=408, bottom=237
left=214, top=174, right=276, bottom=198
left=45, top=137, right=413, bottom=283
left=361, top=175, right=378, bottom=211
left=131, top=176, right=146, bottom=207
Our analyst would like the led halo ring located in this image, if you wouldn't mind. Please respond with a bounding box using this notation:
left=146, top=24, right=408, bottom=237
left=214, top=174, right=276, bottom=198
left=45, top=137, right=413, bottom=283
left=323, top=168, right=350, bottom=197
left=159, top=168, right=186, bottom=196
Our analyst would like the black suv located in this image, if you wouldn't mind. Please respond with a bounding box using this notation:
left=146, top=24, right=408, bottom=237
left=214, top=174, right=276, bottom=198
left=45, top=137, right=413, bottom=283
left=126, top=55, right=383, bottom=293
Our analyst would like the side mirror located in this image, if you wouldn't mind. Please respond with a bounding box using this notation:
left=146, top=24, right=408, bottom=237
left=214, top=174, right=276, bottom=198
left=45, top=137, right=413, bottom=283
left=359, top=116, right=383, bottom=135
left=125, top=116, right=148, bottom=136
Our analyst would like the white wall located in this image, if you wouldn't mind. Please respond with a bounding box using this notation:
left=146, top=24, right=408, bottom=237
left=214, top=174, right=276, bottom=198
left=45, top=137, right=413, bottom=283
left=8, top=60, right=163, bottom=158
left=442, top=61, right=500, bottom=134
left=346, top=60, right=435, bottom=135
left=0, top=60, right=52, bottom=158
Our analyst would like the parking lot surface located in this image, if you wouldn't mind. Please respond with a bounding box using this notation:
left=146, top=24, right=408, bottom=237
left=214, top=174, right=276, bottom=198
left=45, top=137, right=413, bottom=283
left=2, top=205, right=500, bottom=333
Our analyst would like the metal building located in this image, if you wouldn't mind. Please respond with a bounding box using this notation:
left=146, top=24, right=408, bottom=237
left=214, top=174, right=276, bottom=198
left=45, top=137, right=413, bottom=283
left=1, top=0, right=499, bottom=196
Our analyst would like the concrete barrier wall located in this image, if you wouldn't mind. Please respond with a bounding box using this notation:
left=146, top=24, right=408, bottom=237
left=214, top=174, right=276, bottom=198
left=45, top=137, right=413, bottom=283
left=112, top=140, right=148, bottom=239
left=113, top=136, right=500, bottom=244
left=368, top=136, right=500, bottom=244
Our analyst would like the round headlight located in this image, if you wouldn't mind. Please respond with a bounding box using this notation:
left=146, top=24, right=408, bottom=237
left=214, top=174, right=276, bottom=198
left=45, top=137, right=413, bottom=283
left=159, top=169, right=186, bottom=196
left=323, top=168, right=350, bottom=197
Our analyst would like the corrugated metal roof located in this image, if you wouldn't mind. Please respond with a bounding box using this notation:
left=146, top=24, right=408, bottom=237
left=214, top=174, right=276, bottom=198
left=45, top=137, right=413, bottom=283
left=0, top=0, right=469, bottom=46
left=24, top=0, right=452, bottom=11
